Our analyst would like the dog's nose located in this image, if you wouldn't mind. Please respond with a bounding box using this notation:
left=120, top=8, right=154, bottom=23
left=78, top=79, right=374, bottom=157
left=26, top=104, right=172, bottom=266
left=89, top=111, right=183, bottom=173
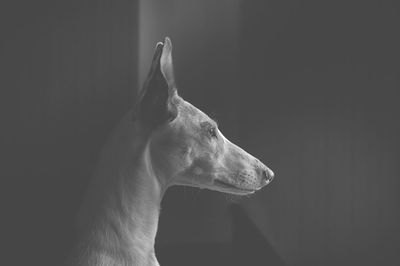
left=262, top=167, right=274, bottom=184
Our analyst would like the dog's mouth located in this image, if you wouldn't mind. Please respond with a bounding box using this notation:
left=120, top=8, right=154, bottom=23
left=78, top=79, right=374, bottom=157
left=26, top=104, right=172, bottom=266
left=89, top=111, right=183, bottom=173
left=213, top=179, right=256, bottom=195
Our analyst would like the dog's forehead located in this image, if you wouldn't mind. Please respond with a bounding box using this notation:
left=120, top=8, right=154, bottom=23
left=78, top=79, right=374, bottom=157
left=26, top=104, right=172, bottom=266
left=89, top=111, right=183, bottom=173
left=178, top=98, right=210, bottom=122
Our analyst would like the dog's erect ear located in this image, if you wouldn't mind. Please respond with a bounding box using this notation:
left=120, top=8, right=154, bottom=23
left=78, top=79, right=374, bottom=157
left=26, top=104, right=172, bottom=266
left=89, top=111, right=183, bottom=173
left=160, top=37, right=175, bottom=89
left=137, top=37, right=177, bottom=129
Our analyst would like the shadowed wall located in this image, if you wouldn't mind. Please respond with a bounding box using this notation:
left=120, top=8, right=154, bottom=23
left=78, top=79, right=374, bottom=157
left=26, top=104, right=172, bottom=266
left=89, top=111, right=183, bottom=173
left=2, top=0, right=138, bottom=265
left=238, top=1, right=400, bottom=265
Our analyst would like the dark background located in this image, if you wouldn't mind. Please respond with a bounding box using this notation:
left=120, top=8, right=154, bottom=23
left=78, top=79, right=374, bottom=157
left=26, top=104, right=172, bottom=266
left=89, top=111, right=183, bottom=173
left=2, top=0, right=400, bottom=265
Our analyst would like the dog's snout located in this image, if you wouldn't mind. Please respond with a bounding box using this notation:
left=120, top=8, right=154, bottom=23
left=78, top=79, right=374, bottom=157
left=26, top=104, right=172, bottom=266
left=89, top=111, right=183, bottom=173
left=262, top=167, right=274, bottom=184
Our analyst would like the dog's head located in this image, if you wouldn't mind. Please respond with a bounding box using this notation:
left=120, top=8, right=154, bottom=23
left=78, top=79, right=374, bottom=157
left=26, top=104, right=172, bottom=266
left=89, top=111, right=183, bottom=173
left=136, top=37, right=274, bottom=195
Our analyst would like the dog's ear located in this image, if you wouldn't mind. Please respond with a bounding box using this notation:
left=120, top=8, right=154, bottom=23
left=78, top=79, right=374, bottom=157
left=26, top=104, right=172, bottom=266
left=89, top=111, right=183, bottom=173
left=160, top=37, right=176, bottom=89
left=137, top=37, right=177, bottom=129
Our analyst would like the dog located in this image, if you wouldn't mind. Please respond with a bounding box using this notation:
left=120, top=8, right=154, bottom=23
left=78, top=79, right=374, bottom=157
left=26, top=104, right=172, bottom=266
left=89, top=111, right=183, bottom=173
left=67, top=37, right=274, bottom=266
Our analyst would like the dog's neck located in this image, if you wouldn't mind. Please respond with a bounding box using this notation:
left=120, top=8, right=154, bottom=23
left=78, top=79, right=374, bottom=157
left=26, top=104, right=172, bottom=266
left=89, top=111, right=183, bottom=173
left=74, top=115, right=165, bottom=266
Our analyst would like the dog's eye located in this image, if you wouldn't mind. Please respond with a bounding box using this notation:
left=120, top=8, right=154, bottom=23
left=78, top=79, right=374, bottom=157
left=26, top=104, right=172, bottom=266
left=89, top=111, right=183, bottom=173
left=208, top=126, right=217, bottom=138
left=200, top=121, right=218, bottom=139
